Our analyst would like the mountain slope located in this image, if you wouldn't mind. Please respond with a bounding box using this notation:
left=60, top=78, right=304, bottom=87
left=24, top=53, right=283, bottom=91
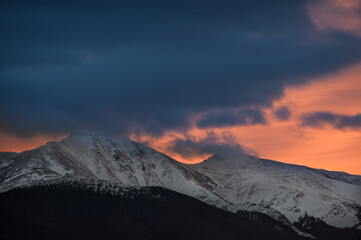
left=192, top=154, right=361, bottom=229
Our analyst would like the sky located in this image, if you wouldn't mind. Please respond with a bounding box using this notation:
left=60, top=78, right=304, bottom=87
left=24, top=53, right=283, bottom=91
left=1, top=0, right=361, bottom=174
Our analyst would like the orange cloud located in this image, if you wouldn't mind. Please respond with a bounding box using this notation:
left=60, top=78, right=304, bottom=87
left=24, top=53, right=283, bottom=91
left=307, top=0, right=361, bottom=37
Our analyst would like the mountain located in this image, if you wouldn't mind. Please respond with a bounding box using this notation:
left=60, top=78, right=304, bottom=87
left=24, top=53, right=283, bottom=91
left=1, top=131, right=360, bottom=238
left=0, top=131, right=226, bottom=207
left=192, top=154, right=361, bottom=229
left=0, top=179, right=306, bottom=240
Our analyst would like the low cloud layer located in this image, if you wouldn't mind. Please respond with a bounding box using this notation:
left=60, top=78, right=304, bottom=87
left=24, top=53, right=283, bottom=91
left=301, top=112, right=361, bottom=130
left=167, top=131, right=250, bottom=162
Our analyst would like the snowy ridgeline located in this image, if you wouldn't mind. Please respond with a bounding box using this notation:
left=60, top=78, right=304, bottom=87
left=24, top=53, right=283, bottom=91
left=0, top=131, right=360, bottom=230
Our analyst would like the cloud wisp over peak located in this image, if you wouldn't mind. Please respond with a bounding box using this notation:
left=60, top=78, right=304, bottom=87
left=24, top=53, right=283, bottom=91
left=166, top=131, right=251, bottom=162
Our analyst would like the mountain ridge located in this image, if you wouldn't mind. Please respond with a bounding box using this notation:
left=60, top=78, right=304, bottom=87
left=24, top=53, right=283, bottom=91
left=193, top=153, right=361, bottom=229
left=1, top=131, right=360, bottom=231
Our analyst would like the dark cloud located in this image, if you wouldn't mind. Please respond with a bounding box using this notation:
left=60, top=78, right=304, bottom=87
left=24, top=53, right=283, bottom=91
left=167, top=131, right=250, bottom=162
left=274, top=106, right=292, bottom=121
left=1, top=1, right=361, bottom=137
left=196, top=107, right=267, bottom=129
left=300, top=112, right=361, bottom=130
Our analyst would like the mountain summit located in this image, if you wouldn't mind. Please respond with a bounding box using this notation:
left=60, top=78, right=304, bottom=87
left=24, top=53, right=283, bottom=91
left=0, top=131, right=226, bottom=206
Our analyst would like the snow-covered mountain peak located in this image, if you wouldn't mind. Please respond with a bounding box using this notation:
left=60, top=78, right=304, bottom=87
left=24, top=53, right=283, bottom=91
left=0, top=132, right=227, bottom=207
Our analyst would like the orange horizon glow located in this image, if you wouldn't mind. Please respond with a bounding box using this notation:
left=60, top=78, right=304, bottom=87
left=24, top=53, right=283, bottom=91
left=1, top=63, right=361, bottom=175
left=0, top=133, right=67, bottom=153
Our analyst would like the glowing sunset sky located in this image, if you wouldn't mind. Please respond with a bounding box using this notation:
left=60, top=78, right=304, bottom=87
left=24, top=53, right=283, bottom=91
left=1, top=0, right=361, bottom=174
left=133, top=62, right=361, bottom=174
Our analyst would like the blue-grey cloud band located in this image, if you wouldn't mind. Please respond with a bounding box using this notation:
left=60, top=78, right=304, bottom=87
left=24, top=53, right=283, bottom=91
left=1, top=0, right=361, bottom=138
